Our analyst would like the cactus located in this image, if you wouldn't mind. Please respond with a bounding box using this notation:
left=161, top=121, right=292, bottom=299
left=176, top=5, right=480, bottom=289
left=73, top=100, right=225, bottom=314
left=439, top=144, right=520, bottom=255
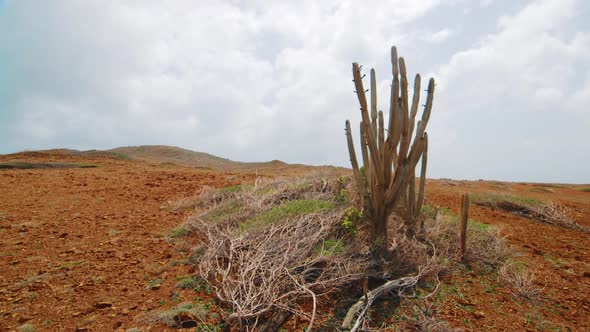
left=345, top=46, right=434, bottom=255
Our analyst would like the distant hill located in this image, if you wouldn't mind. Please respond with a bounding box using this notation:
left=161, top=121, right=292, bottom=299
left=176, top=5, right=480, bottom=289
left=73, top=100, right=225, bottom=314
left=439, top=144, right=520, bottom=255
left=108, top=145, right=242, bottom=170
left=1, top=145, right=347, bottom=176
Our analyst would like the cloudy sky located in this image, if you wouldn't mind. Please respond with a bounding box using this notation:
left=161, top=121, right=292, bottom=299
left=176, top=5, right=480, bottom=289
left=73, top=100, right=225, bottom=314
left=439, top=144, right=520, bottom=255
left=1, top=0, right=589, bottom=183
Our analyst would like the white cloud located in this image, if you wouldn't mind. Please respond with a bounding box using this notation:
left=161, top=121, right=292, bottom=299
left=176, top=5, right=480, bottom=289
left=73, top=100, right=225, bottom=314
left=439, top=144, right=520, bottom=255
left=0, top=0, right=588, bottom=182
left=431, top=0, right=590, bottom=182
left=422, top=28, right=454, bottom=43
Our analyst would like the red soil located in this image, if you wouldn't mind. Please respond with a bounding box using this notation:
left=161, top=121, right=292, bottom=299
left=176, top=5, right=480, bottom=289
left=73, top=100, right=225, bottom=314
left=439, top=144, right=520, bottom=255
left=1, top=154, right=589, bottom=331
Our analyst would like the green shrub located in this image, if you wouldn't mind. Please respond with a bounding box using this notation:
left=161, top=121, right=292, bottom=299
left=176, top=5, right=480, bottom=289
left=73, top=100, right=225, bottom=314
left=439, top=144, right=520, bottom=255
left=218, top=184, right=256, bottom=195
left=111, top=152, right=130, bottom=160
left=315, top=239, right=345, bottom=256
left=202, top=201, right=242, bottom=223
left=168, top=226, right=188, bottom=238
left=342, top=207, right=362, bottom=233
left=17, top=324, right=36, bottom=332
left=175, top=276, right=198, bottom=289
left=471, top=193, right=543, bottom=207
left=240, top=199, right=335, bottom=231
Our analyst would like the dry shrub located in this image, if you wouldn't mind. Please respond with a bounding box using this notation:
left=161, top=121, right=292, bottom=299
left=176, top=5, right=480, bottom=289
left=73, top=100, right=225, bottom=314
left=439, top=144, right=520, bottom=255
left=393, top=211, right=508, bottom=274
left=498, top=259, right=543, bottom=300
left=530, top=201, right=588, bottom=232
left=188, top=177, right=365, bottom=328
left=196, top=211, right=367, bottom=327
left=184, top=177, right=508, bottom=330
left=473, top=193, right=588, bottom=232
left=406, top=304, right=463, bottom=332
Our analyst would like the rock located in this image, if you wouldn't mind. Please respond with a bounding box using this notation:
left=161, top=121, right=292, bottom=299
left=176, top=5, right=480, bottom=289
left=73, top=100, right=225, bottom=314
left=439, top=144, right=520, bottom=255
left=174, top=311, right=198, bottom=328
left=582, top=271, right=590, bottom=278
left=75, top=327, right=90, bottom=332
left=94, top=301, right=113, bottom=309
left=457, top=298, right=474, bottom=306
left=473, top=311, right=485, bottom=319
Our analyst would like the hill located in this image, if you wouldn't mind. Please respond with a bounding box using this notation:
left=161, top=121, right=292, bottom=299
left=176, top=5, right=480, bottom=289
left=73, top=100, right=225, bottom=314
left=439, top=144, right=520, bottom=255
left=1, top=145, right=348, bottom=175
left=108, top=145, right=241, bottom=170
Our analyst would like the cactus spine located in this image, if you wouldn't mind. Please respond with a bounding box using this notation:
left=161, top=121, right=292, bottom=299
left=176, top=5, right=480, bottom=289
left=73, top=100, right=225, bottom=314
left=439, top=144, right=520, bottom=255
left=345, top=46, right=434, bottom=255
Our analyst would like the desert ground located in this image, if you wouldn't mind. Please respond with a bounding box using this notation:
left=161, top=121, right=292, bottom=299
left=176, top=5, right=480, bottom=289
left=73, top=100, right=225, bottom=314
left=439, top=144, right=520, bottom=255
left=1, top=149, right=589, bottom=331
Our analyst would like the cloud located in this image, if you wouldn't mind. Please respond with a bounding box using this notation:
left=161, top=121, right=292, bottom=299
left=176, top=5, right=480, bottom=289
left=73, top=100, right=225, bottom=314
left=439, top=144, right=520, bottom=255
left=432, top=0, right=590, bottom=183
left=422, top=28, right=454, bottom=43
left=0, top=0, right=588, bottom=183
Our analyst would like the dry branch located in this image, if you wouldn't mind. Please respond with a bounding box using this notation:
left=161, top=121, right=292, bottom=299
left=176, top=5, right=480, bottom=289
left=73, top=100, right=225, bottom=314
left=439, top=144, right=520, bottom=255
left=341, top=275, right=420, bottom=331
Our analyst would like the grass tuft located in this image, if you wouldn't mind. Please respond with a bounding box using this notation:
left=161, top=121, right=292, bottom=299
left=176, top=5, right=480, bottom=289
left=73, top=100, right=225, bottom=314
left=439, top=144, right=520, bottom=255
left=240, top=199, right=335, bottom=230
left=315, top=239, right=345, bottom=256
left=471, top=192, right=543, bottom=207
left=168, top=226, right=188, bottom=238
left=201, top=201, right=243, bottom=223
left=17, top=324, right=36, bottom=332
left=219, top=184, right=252, bottom=194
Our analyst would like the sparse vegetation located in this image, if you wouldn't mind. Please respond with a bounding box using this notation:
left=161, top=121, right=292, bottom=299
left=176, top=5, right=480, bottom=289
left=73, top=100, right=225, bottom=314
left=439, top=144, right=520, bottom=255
left=151, top=301, right=212, bottom=328
left=185, top=175, right=508, bottom=330
left=168, top=226, right=189, bottom=238
left=17, top=324, right=36, bottom=332
left=314, top=238, right=345, bottom=256
left=499, top=259, right=542, bottom=300
left=218, top=184, right=252, bottom=194
left=472, top=192, right=588, bottom=232
left=175, top=275, right=199, bottom=289
left=471, top=192, right=543, bottom=207
left=146, top=278, right=164, bottom=290
left=240, top=198, right=335, bottom=230
left=110, top=152, right=131, bottom=160
left=0, top=162, right=98, bottom=169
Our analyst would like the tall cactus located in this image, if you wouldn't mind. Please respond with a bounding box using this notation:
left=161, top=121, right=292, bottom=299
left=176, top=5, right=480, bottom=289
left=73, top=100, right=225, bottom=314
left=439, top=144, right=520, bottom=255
left=345, top=46, right=434, bottom=255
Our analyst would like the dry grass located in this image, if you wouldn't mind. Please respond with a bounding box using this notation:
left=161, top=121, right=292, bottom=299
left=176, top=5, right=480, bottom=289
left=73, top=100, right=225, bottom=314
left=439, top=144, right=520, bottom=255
left=472, top=193, right=588, bottom=232
left=530, top=202, right=588, bottom=232
left=180, top=176, right=508, bottom=330
left=498, top=259, right=543, bottom=300
left=406, top=304, right=462, bottom=332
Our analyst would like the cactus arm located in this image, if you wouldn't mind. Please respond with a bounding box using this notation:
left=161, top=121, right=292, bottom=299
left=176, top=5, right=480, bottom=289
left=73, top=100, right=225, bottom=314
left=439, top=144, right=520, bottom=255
left=415, top=133, right=428, bottom=216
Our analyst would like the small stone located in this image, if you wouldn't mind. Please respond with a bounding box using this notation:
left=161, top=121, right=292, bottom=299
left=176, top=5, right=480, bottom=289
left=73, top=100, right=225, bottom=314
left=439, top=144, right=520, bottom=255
left=75, top=328, right=90, bottom=332
left=473, top=311, right=485, bottom=319
left=582, top=271, right=590, bottom=278
left=94, top=301, right=112, bottom=309
left=174, top=311, right=198, bottom=328
left=457, top=298, right=474, bottom=306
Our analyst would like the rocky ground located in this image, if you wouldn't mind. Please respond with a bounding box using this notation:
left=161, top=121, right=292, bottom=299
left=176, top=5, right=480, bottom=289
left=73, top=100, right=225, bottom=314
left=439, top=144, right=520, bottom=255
left=1, top=152, right=589, bottom=331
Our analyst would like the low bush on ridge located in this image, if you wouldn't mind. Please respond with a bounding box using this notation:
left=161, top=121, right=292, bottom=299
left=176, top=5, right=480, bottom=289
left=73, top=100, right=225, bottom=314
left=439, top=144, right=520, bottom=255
left=171, top=176, right=510, bottom=330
